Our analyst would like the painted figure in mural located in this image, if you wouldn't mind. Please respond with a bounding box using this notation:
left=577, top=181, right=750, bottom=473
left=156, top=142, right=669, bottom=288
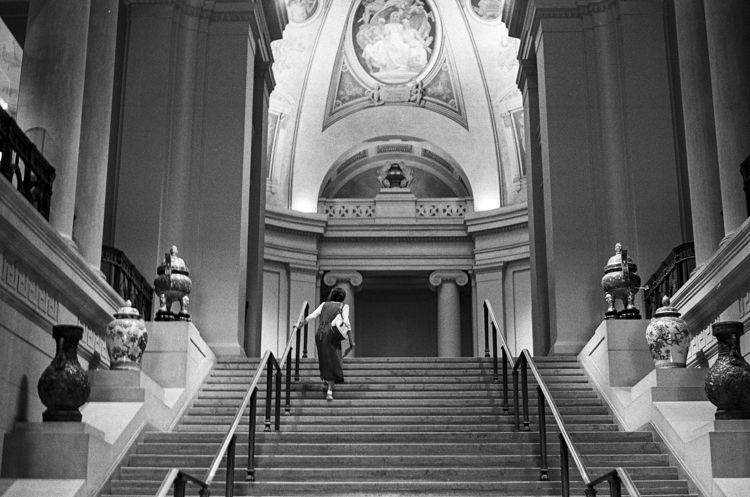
left=472, top=0, right=503, bottom=20
left=286, top=0, right=318, bottom=23
left=355, top=0, right=434, bottom=82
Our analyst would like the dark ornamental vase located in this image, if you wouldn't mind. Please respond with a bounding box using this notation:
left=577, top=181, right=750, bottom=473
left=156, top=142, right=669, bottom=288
left=705, top=321, right=750, bottom=420
left=105, top=300, right=148, bottom=370
left=645, top=296, right=690, bottom=368
left=37, top=325, right=91, bottom=422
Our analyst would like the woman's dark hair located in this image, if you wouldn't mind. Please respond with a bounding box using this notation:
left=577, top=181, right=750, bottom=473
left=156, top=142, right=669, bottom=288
left=328, top=287, right=346, bottom=302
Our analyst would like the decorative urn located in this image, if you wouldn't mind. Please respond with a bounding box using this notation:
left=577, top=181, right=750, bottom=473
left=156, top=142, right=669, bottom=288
left=601, top=243, right=642, bottom=319
left=384, top=163, right=407, bottom=188
left=705, top=321, right=750, bottom=419
left=645, top=296, right=690, bottom=368
left=37, top=325, right=91, bottom=422
left=154, top=246, right=192, bottom=321
left=105, top=300, right=148, bottom=370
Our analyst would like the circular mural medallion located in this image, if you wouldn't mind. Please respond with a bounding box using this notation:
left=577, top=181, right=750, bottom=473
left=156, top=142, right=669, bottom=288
left=469, top=0, right=503, bottom=22
left=352, top=0, right=438, bottom=85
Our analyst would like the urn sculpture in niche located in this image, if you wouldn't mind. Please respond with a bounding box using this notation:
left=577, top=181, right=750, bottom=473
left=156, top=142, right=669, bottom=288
left=105, top=300, right=148, bottom=370
left=601, top=243, right=641, bottom=319
left=705, top=321, right=750, bottom=419
left=154, top=246, right=192, bottom=321
left=645, top=296, right=690, bottom=368
left=37, top=325, right=91, bottom=422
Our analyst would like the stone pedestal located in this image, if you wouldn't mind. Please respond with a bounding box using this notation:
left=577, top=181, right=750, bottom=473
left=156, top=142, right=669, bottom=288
left=1, top=422, right=108, bottom=479
left=581, top=320, right=652, bottom=387
left=88, top=370, right=145, bottom=402
left=708, top=420, right=750, bottom=478
left=374, top=188, right=417, bottom=218
left=141, top=321, right=213, bottom=388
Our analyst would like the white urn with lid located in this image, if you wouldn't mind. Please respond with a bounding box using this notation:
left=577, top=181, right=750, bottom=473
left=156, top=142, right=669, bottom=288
left=645, top=296, right=690, bottom=368
left=105, top=300, right=149, bottom=370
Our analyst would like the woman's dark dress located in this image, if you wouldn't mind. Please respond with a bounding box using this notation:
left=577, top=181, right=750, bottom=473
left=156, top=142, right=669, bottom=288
left=315, top=302, right=345, bottom=384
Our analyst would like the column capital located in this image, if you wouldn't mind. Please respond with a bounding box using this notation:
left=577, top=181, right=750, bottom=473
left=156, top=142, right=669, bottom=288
left=323, top=270, right=363, bottom=288
left=429, top=271, right=469, bottom=288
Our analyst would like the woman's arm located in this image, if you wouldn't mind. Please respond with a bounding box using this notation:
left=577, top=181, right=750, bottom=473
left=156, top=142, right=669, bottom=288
left=342, top=304, right=351, bottom=327
left=304, top=303, right=325, bottom=323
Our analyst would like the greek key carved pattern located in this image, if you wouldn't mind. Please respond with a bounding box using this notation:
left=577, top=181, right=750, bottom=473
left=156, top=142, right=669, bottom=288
left=1, top=253, right=59, bottom=321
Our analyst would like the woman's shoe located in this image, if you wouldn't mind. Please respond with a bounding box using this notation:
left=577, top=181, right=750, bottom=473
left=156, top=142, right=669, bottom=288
left=326, top=391, right=334, bottom=401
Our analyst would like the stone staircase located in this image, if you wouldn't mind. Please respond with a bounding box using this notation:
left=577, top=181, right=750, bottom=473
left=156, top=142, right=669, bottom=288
left=103, top=356, right=696, bottom=496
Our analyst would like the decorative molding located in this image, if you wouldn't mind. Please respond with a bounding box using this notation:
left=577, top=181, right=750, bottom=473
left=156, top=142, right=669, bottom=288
left=1, top=252, right=59, bottom=322
left=429, top=270, right=470, bottom=287
left=336, top=149, right=369, bottom=174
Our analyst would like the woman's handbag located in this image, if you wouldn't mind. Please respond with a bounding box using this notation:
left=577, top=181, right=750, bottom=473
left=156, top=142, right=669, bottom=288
left=331, top=303, right=350, bottom=341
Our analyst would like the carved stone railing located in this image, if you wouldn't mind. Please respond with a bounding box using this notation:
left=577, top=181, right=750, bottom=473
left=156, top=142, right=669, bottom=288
left=322, top=198, right=470, bottom=218
left=0, top=106, right=56, bottom=219
left=643, top=242, right=695, bottom=318
left=416, top=199, right=468, bottom=217
left=101, top=246, right=154, bottom=320
left=324, top=200, right=375, bottom=218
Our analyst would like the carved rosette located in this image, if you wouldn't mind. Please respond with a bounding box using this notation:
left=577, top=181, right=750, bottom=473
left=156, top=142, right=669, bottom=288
left=645, top=296, right=690, bottom=368
left=37, top=325, right=91, bottom=422
left=705, top=321, right=750, bottom=420
left=106, top=300, right=149, bottom=371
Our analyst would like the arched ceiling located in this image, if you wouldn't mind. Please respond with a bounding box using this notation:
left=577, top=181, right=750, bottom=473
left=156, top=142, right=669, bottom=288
left=268, top=0, right=526, bottom=213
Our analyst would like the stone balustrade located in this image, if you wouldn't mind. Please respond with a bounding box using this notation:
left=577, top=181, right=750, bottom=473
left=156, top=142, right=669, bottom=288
left=322, top=198, right=470, bottom=218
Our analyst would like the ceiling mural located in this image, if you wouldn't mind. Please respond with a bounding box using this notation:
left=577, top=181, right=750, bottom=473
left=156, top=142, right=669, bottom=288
left=286, top=0, right=319, bottom=24
left=468, top=0, right=503, bottom=22
left=353, top=0, right=436, bottom=85
left=322, top=0, right=467, bottom=131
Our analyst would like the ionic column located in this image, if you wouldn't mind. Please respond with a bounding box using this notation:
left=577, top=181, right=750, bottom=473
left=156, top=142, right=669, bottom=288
left=703, top=0, right=750, bottom=235
left=673, top=0, right=724, bottom=266
left=430, top=271, right=469, bottom=358
left=323, top=271, right=363, bottom=352
left=73, top=0, right=119, bottom=270
left=16, top=0, right=92, bottom=240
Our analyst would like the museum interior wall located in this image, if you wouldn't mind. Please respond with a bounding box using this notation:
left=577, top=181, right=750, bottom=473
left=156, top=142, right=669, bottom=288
left=0, top=0, right=749, bottom=491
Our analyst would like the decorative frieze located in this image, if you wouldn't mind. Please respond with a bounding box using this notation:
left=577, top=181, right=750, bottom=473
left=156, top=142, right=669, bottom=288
left=1, top=252, right=59, bottom=322
left=416, top=201, right=467, bottom=218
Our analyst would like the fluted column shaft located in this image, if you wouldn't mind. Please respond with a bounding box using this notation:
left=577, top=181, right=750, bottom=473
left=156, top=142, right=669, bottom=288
left=703, top=0, right=750, bottom=235
left=73, top=0, right=119, bottom=269
left=16, top=0, right=91, bottom=240
left=430, top=271, right=468, bottom=358
left=672, top=0, right=723, bottom=265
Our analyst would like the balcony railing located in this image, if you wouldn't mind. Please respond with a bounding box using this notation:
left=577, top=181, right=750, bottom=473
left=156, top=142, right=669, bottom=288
left=321, top=198, right=470, bottom=218
left=101, top=246, right=154, bottom=320
left=643, top=242, right=696, bottom=318
left=0, top=107, right=56, bottom=219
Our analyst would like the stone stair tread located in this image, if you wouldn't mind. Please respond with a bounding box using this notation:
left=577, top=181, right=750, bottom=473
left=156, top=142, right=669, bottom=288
left=103, top=355, right=693, bottom=497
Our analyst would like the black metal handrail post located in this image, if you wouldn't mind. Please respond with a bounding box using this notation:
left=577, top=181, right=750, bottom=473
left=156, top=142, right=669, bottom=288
left=491, top=321, right=498, bottom=382
left=302, top=308, right=309, bottom=358
left=559, top=434, right=570, bottom=497
left=247, top=389, right=258, bottom=481
left=520, top=355, right=530, bottom=431
left=285, top=354, right=293, bottom=414
left=512, top=367, right=520, bottom=431
left=502, top=349, right=509, bottom=413
left=225, top=434, right=236, bottom=497
left=265, top=360, right=274, bottom=431
left=274, top=367, right=282, bottom=431
left=537, top=385, right=548, bottom=481
left=484, top=304, right=490, bottom=357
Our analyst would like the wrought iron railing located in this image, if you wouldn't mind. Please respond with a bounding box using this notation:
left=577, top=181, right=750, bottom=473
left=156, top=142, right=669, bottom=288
left=483, top=300, right=514, bottom=411
left=154, top=302, right=310, bottom=497
left=513, top=349, right=642, bottom=496
left=740, top=155, right=750, bottom=217
left=643, top=242, right=695, bottom=318
left=0, top=106, right=56, bottom=219
left=101, top=246, right=154, bottom=320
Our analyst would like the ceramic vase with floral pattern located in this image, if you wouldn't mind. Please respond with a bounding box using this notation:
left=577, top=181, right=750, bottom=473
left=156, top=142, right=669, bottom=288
left=105, top=300, right=148, bottom=370
left=645, top=296, right=690, bottom=368
left=37, top=325, right=91, bottom=422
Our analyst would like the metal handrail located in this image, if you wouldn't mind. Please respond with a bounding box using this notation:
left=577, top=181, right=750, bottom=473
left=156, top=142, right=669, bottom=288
left=154, top=302, right=312, bottom=497
left=483, top=300, right=515, bottom=413
left=514, top=349, right=642, bottom=496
